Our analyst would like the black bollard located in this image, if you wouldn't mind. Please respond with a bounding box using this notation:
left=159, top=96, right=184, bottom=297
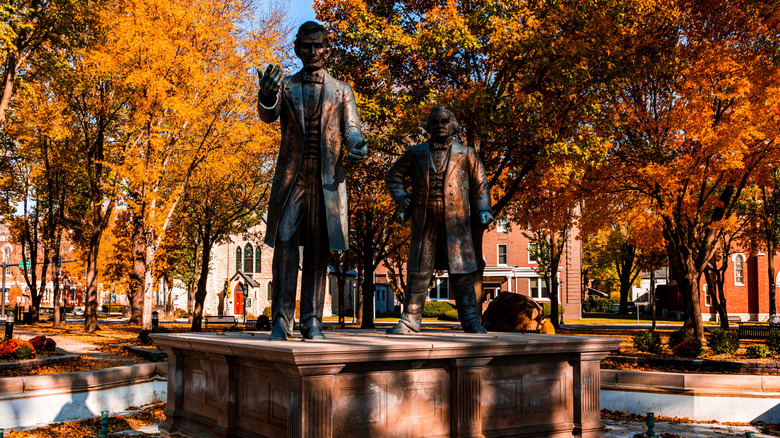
left=152, top=311, right=159, bottom=329
left=646, top=412, right=656, bottom=438
left=4, top=312, right=13, bottom=341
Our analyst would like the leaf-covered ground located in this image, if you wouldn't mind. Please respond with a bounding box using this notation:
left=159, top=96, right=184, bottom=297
left=4, top=402, right=165, bottom=437
left=603, top=409, right=780, bottom=437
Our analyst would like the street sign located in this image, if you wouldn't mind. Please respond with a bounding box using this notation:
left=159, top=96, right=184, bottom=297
left=17, top=261, right=31, bottom=268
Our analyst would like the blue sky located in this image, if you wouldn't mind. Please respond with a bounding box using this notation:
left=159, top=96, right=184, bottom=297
left=287, top=0, right=317, bottom=24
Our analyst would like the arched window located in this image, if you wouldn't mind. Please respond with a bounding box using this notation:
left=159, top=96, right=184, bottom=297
left=734, top=254, right=745, bottom=285
left=255, top=245, right=262, bottom=273
left=235, top=247, right=242, bottom=273
left=267, top=281, right=273, bottom=300
left=244, top=244, right=254, bottom=273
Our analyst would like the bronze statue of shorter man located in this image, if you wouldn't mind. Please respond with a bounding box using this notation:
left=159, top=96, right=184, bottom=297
left=385, top=106, right=493, bottom=334
left=257, top=21, right=367, bottom=341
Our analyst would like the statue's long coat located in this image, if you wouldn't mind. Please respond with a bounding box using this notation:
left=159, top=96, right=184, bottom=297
left=385, top=140, right=491, bottom=274
left=258, top=70, right=364, bottom=251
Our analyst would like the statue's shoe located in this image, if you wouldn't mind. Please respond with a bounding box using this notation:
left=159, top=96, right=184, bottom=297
left=269, top=325, right=289, bottom=341
left=301, top=326, right=326, bottom=340
left=462, top=320, right=488, bottom=334
left=386, top=320, right=419, bottom=334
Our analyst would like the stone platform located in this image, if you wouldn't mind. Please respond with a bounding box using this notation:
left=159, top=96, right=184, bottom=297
left=152, top=330, right=621, bottom=438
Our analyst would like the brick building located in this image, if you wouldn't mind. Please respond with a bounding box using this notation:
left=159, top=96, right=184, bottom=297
left=367, top=218, right=584, bottom=320
left=658, top=250, right=779, bottom=322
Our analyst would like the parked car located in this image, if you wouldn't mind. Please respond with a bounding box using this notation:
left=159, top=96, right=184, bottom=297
left=73, top=306, right=85, bottom=315
left=611, top=303, right=637, bottom=314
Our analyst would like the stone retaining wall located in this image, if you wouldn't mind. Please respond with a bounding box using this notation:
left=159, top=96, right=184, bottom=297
left=602, top=369, right=780, bottom=422
left=0, top=363, right=168, bottom=430
left=608, top=354, right=780, bottom=374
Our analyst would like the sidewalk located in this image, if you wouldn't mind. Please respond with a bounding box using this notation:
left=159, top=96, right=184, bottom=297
left=13, top=327, right=131, bottom=361
left=604, top=419, right=773, bottom=437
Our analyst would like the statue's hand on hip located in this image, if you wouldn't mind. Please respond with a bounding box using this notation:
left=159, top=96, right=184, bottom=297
left=480, top=211, right=494, bottom=226
left=346, top=141, right=368, bottom=164
left=258, top=64, right=283, bottom=104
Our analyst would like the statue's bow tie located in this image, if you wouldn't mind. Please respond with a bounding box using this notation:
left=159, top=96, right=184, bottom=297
left=302, top=72, right=324, bottom=83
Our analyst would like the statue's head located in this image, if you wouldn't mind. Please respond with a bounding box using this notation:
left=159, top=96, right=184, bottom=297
left=294, top=21, right=331, bottom=72
left=425, top=106, right=461, bottom=141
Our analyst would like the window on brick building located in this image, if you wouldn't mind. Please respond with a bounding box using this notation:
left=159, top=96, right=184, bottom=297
left=529, top=277, right=550, bottom=300
left=734, top=254, right=745, bottom=285
left=267, top=281, right=272, bottom=300
left=255, top=245, right=262, bottom=273
left=235, top=247, right=241, bottom=273
left=703, top=284, right=711, bottom=307
left=498, top=244, right=508, bottom=265
left=497, top=218, right=508, bottom=233
left=429, top=278, right=449, bottom=300
left=528, top=243, right=538, bottom=264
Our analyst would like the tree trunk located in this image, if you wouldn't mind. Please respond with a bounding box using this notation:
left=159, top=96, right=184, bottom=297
left=768, top=238, right=777, bottom=318
left=549, top=235, right=562, bottom=329
left=355, top=259, right=364, bottom=326
left=141, top=239, right=157, bottom=330
left=471, top=214, right=486, bottom=317
left=361, top=240, right=375, bottom=329
left=704, top=266, right=728, bottom=329
left=337, top=273, right=346, bottom=329
left=128, top=223, right=146, bottom=324
left=0, top=52, right=17, bottom=127
left=650, top=269, right=657, bottom=331
left=53, top=263, right=62, bottom=326
left=191, top=230, right=213, bottom=332
left=84, top=229, right=102, bottom=332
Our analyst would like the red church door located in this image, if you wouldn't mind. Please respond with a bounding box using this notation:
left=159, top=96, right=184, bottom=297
left=234, top=285, right=244, bottom=315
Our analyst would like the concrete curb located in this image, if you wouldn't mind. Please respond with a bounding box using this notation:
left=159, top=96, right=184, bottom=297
left=0, top=354, right=81, bottom=372
left=0, top=363, right=168, bottom=429
left=602, top=369, right=780, bottom=422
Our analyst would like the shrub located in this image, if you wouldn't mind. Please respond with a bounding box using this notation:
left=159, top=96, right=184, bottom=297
left=423, top=301, right=456, bottom=318
left=541, top=303, right=565, bottom=318
left=0, top=339, right=37, bottom=360
left=767, top=330, right=780, bottom=353
left=101, top=304, right=124, bottom=313
left=708, top=329, right=739, bottom=355
left=672, top=339, right=703, bottom=358
left=746, top=344, right=769, bottom=358
left=28, top=335, right=56, bottom=353
left=668, top=328, right=695, bottom=350
left=262, top=307, right=272, bottom=319
left=438, top=308, right=460, bottom=321
left=633, top=330, right=662, bottom=353
left=583, top=297, right=617, bottom=313
left=173, top=308, right=190, bottom=319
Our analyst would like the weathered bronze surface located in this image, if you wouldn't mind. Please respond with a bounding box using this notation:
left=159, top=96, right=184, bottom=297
left=258, top=21, right=367, bottom=340
left=385, top=107, right=493, bottom=334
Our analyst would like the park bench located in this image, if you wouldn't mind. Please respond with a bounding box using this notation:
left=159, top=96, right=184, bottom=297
left=204, top=316, right=237, bottom=329
left=737, top=322, right=779, bottom=339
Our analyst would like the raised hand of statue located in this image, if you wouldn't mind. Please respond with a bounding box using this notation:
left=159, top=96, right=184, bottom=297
left=258, top=64, right=283, bottom=105
left=346, top=141, right=368, bottom=164
left=480, top=211, right=494, bottom=226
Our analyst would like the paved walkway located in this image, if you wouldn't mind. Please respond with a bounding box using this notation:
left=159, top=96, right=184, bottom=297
left=13, top=327, right=130, bottom=361
left=604, top=419, right=772, bottom=437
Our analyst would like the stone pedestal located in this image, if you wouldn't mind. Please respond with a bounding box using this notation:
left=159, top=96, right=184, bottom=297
left=152, top=331, right=621, bottom=438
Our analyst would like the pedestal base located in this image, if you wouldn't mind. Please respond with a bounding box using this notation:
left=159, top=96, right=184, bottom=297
left=152, top=330, right=620, bottom=438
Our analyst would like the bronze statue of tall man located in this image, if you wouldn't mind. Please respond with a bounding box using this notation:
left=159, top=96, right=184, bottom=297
left=258, top=21, right=367, bottom=340
left=386, top=107, right=492, bottom=334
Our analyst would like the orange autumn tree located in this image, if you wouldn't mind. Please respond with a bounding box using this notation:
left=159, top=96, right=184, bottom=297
left=316, top=0, right=661, bottom=308
left=93, top=0, right=284, bottom=329
left=595, top=0, right=780, bottom=341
